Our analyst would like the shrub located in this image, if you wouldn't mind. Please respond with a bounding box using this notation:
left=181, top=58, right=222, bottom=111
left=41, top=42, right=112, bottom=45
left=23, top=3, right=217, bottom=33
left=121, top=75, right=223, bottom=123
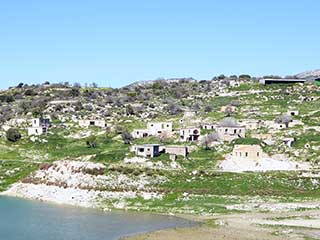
left=86, top=136, right=97, bottom=148
left=122, top=131, right=133, bottom=144
left=6, top=128, right=22, bottom=142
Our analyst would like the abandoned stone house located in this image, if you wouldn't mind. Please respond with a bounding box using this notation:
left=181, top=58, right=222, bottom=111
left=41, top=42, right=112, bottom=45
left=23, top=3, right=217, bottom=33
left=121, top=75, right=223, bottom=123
left=229, top=80, right=240, bottom=87
left=147, top=122, right=173, bottom=136
left=183, top=110, right=198, bottom=118
left=251, top=133, right=273, bottom=141
left=232, top=144, right=265, bottom=161
left=131, top=129, right=149, bottom=138
left=240, top=119, right=263, bottom=130
left=201, top=123, right=216, bottom=130
left=78, top=119, right=107, bottom=128
left=180, top=128, right=201, bottom=142
left=27, top=118, right=51, bottom=136
left=165, top=146, right=188, bottom=160
left=287, top=110, right=299, bottom=116
left=132, top=122, right=173, bottom=139
left=216, top=119, right=245, bottom=142
left=282, top=137, right=295, bottom=147
left=133, top=144, right=160, bottom=158
left=179, top=111, right=199, bottom=125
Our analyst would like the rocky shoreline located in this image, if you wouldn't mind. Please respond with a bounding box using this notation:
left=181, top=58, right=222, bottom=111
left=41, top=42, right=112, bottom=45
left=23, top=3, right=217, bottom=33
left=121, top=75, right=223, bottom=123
left=1, top=160, right=164, bottom=209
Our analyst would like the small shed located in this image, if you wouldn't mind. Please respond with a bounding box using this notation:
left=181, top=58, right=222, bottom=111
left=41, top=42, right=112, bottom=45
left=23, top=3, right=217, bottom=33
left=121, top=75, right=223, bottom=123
left=165, top=146, right=188, bottom=160
left=134, top=144, right=160, bottom=158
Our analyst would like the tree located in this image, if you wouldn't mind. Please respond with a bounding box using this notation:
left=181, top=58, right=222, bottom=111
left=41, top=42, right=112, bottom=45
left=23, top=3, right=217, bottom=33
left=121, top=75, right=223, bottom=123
left=224, top=106, right=234, bottom=117
left=6, top=128, right=21, bottom=142
left=275, top=114, right=293, bottom=128
left=121, top=131, right=133, bottom=144
left=24, top=89, right=36, bottom=96
left=201, top=133, right=219, bottom=150
left=239, top=74, right=251, bottom=79
left=86, top=136, right=97, bottom=148
left=167, top=103, right=182, bottom=115
left=230, top=100, right=240, bottom=107
left=91, top=82, right=98, bottom=88
left=17, top=83, right=24, bottom=88
left=125, top=104, right=135, bottom=115
left=70, top=88, right=80, bottom=97
left=204, top=105, right=213, bottom=113
left=73, top=82, right=81, bottom=88
left=218, top=74, right=226, bottom=80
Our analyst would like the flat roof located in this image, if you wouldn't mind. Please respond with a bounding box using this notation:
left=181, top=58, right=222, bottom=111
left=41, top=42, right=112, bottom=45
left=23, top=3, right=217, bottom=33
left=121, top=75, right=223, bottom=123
left=260, top=78, right=306, bottom=84
left=136, top=144, right=160, bottom=147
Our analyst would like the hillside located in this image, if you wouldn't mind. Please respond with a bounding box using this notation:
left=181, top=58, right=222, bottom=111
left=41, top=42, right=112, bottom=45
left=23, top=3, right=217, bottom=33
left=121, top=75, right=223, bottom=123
left=0, top=74, right=320, bottom=223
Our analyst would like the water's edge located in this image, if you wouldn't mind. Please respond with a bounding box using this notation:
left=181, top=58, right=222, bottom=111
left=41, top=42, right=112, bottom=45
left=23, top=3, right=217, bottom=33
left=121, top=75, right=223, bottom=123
left=0, top=195, right=197, bottom=240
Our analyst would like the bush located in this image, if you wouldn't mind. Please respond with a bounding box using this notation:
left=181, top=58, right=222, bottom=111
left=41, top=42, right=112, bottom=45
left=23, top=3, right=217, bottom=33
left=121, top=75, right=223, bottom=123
left=122, top=131, right=133, bottom=144
left=24, top=89, right=37, bottom=96
left=6, top=128, right=22, bottom=142
left=86, top=136, right=97, bottom=148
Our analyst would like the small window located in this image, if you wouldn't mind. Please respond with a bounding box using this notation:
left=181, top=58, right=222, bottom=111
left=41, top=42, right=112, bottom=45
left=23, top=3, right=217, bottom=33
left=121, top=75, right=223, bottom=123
left=245, top=152, right=248, bottom=157
left=257, top=152, right=260, bottom=157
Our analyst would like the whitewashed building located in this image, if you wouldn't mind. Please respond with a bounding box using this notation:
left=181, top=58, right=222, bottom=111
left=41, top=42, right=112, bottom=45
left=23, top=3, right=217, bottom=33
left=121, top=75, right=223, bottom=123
left=232, top=144, right=266, bottom=161
left=240, top=119, right=263, bottom=130
left=216, top=118, right=246, bottom=142
left=133, top=144, right=160, bottom=158
left=147, top=122, right=173, bottom=136
left=79, top=119, right=107, bottom=128
left=180, top=128, right=201, bottom=142
left=132, top=122, right=173, bottom=139
left=27, top=118, right=51, bottom=136
left=165, top=146, right=188, bottom=160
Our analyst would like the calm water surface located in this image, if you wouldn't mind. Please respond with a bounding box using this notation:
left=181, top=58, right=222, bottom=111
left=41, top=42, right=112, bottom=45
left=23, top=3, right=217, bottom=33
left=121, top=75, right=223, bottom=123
left=0, top=196, right=194, bottom=240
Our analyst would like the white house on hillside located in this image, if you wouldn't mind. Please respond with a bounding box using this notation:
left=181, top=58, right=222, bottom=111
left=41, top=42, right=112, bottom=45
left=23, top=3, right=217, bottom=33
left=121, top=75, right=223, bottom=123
left=132, top=122, right=173, bottom=139
left=27, top=118, right=51, bottom=136
left=79, top=119, right=107, bottom=128
left=147, top=122, right=172, bottom=136
left=232, top=144, right=265, bottom=161
left=216, top=118, right=245, bottom=142
left=133, top=144, right=161, bottom=158
left=180, top=128, right=200, bottom=142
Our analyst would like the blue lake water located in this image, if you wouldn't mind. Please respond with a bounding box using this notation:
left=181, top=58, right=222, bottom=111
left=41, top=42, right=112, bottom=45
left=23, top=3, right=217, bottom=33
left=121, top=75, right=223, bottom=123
left=0, top=196, right=194, bottom=240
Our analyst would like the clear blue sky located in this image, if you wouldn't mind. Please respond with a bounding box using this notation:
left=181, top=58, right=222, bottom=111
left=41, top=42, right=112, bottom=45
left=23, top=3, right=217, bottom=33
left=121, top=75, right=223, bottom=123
left=0, top=0, right=319, bottom=89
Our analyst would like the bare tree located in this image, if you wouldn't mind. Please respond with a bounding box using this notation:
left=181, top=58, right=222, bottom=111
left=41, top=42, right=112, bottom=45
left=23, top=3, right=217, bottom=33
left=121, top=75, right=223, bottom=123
left=122, top=131, right=133, bottom=144
left=201, top=133, right=219, bottom=150
left=275, top=114, right=293, bottom=128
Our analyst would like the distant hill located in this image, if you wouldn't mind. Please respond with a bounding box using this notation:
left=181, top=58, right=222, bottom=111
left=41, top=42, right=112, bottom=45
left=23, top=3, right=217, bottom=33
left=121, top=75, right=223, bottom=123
left=125, top=77, right=197, bottom=88
left=295, top=69, right=320, bottom=79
